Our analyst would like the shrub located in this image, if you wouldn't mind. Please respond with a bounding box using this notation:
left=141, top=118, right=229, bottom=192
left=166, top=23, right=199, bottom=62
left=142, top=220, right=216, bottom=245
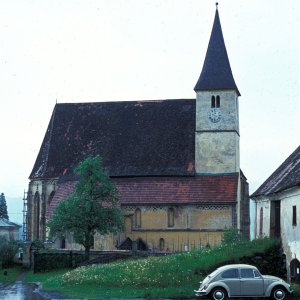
left=0, top=236, right=18, bottom=268
left=33, top=251, right=86, bottom=272
left=221, top=228, right=244, bottom=245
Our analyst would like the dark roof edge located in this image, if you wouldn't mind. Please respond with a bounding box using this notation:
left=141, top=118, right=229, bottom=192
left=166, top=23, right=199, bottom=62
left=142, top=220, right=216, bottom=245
left=194, top=88, right=241, bottom=97
left=251, top=183, right=300, bottom=199
left=251, top=145, right=300, bottom=198
left=195, top=172, right=239, bottom=177
left=29, top=105, right=57, bottom=179
left=121, top=201, right=237, bottom=206
left=55, top=98, right=196, bottom=106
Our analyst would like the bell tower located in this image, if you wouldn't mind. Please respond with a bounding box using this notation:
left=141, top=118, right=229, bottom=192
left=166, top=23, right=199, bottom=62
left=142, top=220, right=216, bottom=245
left=195, top=4, right=240, bottom=174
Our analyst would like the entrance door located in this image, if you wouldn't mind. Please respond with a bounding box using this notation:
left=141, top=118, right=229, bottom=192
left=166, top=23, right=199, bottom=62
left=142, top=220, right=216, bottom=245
left=290, top=259, right=300, bottom=284
left=270, top=201, right=281, bottom=239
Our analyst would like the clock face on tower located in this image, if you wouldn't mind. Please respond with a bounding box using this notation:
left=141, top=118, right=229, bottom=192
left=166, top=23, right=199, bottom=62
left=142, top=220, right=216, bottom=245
left=208, top=108, right=222, bottom=123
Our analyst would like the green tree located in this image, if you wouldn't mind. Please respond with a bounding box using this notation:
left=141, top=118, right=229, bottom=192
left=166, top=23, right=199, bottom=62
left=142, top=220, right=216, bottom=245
left=48, top=155, right=123, bottom=259
left=0, top=193, right=9, bottom=220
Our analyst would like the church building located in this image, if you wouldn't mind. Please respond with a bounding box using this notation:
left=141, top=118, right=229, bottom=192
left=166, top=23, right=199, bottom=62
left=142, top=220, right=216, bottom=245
left=25, top=6, right=249, bottom=251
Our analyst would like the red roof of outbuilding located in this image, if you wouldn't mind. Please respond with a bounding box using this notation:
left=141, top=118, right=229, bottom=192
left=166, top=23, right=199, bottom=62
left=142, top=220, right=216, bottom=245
left=46, top=174, right=238, bottom=219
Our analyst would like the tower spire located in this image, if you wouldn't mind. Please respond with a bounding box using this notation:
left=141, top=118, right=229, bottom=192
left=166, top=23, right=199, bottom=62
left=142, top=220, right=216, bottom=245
left=194, top=5, right=240, bottom=96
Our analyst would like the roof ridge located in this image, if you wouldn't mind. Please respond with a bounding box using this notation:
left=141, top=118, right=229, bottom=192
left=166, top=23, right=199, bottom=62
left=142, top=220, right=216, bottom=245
left=29, top=105, right=57, bottom=178
left=251, top=145, right=300, bottom=197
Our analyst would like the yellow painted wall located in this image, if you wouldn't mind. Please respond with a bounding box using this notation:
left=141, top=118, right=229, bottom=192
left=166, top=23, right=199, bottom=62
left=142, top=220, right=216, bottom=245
left=58, top=204, right=233, bottom=252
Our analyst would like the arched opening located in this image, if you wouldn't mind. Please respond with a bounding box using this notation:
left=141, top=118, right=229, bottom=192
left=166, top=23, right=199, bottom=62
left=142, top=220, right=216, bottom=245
left=136, top=238, right=148, bottom=251
left=168, top=208, right=174, bottom=227
left=61, top=236, right=66, bottom=249
left=135, top=208, right=141, bottom=228
left=159, top=238, right=165, bottom=251
left=259, top=207, right=263, bottom=237
left=290, top=259, right=300, bottom=284
left=90, top=234, right=95, bottom=249
left=34, top=192, right=40, bottom=240
left=211, top=95, right=216, bottom=108
left=216, top=95, right=220, bottom=107
left=47, top=191, right=55, bottom=205
left=117, top=237, right=132, bottom=250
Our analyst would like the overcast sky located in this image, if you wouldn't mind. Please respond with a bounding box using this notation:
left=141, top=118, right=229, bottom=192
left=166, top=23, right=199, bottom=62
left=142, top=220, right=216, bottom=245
left=1, top=0, right=299, bottom=223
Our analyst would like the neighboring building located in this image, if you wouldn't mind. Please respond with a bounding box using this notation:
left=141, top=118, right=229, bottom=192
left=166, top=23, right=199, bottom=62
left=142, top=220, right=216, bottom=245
left=0, top=218, right=21, bottom=241
left=251, top=145, right=300, bottom=283
left=25, top=6, right=249, bottom=251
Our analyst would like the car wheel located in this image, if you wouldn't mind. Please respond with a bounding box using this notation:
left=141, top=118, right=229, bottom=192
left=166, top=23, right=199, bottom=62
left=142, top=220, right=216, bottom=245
left=271, top=286, right=286, bottom=300
left=210, top=287, right=227, bottom=300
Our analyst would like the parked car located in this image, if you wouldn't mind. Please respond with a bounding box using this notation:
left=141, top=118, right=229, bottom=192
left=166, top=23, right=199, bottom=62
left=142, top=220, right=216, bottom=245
left=194, top=264, right=293, bottom=300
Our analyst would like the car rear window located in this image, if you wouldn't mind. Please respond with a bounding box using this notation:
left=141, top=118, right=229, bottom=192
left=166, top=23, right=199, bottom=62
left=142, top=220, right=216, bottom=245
left=221, top=268, right=239, bottom=278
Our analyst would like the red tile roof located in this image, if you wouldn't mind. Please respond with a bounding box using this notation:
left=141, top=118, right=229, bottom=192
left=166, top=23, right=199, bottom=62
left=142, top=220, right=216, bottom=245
left=46, top=180, right=77, bottom=219
left=115, top=175, right=238, bottom=205
left=47, top=174, right=238, bottom=219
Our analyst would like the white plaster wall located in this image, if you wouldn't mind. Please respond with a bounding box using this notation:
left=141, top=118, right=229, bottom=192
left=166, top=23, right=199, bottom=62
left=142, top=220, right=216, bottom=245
left=253, top=187, right=300, bottom=281
left=0, top=228, right=20, bottom=240
left=253, top=197, right=271, bottom=238
left=195, top=90, right=240, bottom=174
left=278, top=187, right=300, bottom=269
left=196, top=90, right=239, bottom=132
left=195, top=131, right=240, bottom=173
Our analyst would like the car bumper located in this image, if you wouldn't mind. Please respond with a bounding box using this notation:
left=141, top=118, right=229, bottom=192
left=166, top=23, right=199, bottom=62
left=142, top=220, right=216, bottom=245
left=194, top=289, right=207, bottom=297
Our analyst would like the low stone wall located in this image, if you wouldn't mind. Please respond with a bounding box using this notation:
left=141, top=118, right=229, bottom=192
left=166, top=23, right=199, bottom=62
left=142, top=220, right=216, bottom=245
left=239, top=242, right=286, bottom=279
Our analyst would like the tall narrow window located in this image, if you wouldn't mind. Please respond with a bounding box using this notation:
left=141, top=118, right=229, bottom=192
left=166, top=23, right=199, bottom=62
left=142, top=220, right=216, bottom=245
left=216, top=95, right=220, bottom=107
left=159, top=238, right=165, bottom=251
left=90, top=235, right=95, bottom=249
left=135, top=208, right=141, bottom=228
left=259, top=207, right=263, bottom=237
left=61, top=236, right=66, bottom=249
left=34, top=192, right=40, bottom=240
left=47, top=191, right=55, bottom=205
left=211, top=96, right=216, bottom=108
left=292, top=206, right=297, bottom=226
left=168, top=208, right=174, bottom=227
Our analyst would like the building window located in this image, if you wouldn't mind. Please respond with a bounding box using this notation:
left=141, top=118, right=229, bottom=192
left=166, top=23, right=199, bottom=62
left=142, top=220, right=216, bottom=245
left=34, top=192, right=40, bottom=240
left=216, top=95, right=220, bottom=107
left=135, top=208, right=141, bottom=228
left=159, top=238, right=165, bottom=251
left=259, top=207, right=263, bottom=237
left=293, top=206, right=297, bottom=226
left=211, top=95, right=220, bottom=108
left=47, top=191, right=55, bottom=205
left=211, top=96, right=216, bottom=108
left=61, top=236, right=66, bottom=249
left=168, top=208, right=174, bottom=227
left=90, top=235, right=95, bottom=249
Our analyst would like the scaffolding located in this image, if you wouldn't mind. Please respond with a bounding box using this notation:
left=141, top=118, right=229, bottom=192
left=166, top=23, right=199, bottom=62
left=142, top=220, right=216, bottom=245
left=22, top=190, right=28, bottom=241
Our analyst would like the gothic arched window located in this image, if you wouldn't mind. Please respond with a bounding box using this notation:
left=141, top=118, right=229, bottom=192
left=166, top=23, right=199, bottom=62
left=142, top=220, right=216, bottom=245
left=47, top=191, right=55, bottom=205
left=159, top=238, right=165, bottom=251
left=135, top=208, right=141, bottom=228
left=168, top=208, right=174, bottom=227
left=34, top=192, right=40, bottom=240
left=61, top=236, right=66, bottom=249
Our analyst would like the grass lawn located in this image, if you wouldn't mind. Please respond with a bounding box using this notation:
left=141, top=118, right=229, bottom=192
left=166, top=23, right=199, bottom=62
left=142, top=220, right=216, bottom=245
left=23, top=238, right=290, bottom=299
left=0, top=266, right=23, bottom=283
